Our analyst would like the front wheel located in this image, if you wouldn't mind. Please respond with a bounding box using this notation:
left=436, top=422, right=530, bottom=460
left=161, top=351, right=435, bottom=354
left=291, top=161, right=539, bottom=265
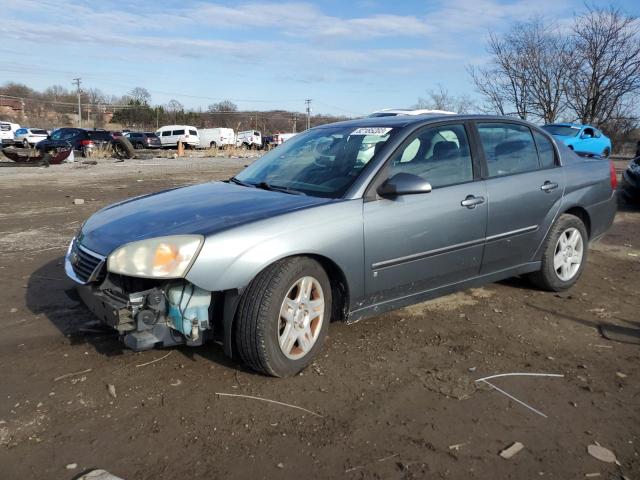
left=234, top=257, right=332, bottom=377
left=602, top=147, right=610, bottom=158
left=23, top=139, right=30, bottom=148
left=528, top=214, right=588, bottom=291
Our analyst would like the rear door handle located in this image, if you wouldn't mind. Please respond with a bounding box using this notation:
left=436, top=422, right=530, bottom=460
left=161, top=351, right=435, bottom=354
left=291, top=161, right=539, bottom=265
left=540, top=181, right=558, bottom=192
left=461, top=195, right=485, bottom=209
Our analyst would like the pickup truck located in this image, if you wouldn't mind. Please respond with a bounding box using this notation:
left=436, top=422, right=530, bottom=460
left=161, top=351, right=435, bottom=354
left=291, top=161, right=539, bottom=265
left=65, top=114, right=617, bottom=377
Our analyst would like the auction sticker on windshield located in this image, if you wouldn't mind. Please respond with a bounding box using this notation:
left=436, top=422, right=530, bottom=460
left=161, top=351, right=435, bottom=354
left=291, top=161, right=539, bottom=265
left=351, top=127, right=393, bottom=136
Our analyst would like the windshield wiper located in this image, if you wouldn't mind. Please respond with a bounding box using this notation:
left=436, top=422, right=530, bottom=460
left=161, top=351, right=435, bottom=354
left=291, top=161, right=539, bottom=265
left=254, top=181, right=306, bottom=196
left=228, top=176, right=255, bottom=188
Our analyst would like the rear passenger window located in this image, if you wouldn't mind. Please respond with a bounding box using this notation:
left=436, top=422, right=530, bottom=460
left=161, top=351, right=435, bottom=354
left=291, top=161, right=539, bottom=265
left=388, top=124, right=474, bottom=188
left=189, top=129, right=197, bottom=136
left=477, top=123, right=539, bottom=177
left=161, top=131, right=170, bottom=137
left=173, top=130, right=185, bottom=135
left=533, top=131, right=556, bottom=168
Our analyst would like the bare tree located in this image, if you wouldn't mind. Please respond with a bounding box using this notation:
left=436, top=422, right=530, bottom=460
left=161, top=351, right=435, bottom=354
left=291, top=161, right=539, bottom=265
left=128, top=87, right=152, bottom=106
left=415, top=85, right=475, bottom=113
left=86, top=88, right=105, bottom=105
left=566, top=6, right=640, bottom=125
left=517, top=19, right=574, bottom=123
left=467, top=66, right=508, bottom=115
left=208, top=100, right=238, bottom=112
left=469, top=19, right=574, bottom=122
left=468, top=31, right=530, bottom=118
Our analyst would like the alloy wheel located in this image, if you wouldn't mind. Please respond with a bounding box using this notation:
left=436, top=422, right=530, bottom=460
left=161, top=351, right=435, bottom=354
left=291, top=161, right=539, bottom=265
left=278, top=276, right=325, bottom=360
left=554, top=227, right=584, bottom=281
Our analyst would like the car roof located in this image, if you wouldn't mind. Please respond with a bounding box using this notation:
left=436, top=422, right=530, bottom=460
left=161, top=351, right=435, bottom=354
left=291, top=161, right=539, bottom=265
left=369, top=108, right=457, bottom=117
left=545, top=123, right=593, bottom=129
left=317, top=114, right=540, bottom=130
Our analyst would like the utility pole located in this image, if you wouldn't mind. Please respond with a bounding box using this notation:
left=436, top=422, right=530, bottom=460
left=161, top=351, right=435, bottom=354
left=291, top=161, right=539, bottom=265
left=305, top=99, right=312, bottom=130
left=73, top=78, right=82, bottom=127
left=292, top=114, right=297, bottom=133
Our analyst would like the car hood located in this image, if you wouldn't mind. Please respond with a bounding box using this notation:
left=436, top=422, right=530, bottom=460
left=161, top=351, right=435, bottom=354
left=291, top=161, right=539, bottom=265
left=79, top=181, right=332, bottom=255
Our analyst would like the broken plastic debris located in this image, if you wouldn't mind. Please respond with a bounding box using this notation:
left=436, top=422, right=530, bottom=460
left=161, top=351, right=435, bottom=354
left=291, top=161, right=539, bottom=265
left=500, top=442, right=524, bottom=459
left=76, top=469, right=125, bottom=480
left=107, top=384, right=117, bottom=399
left=587, top=444, right=616, bottom=463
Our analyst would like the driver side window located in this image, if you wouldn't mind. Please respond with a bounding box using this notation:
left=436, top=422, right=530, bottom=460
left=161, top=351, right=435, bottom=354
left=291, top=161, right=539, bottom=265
left=388, top=124, right=473, bottom=188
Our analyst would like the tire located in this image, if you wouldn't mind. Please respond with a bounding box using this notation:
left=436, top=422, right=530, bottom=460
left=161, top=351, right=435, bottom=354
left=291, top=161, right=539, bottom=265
left=112, top=137, right=135, bottom=159
left=22, top=139, right=29, bottom=148
left=134, top=142, right=144, bottom=150
left=210, top=141, right=217, bottom=149
left=235, top=257, right=332, bottom=377
left=602, top=147, right=610, bottom=158
left=528, top=214, right=588, bottom=291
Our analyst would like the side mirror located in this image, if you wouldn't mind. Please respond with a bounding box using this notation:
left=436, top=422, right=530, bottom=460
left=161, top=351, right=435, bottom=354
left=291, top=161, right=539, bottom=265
left=377, top=172, right=432, bottom=197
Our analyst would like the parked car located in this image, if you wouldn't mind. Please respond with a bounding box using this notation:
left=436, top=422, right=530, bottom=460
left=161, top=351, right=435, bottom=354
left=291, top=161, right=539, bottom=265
left=369, top=108, right=457, bottom=117
left=0, top=121, right=21, bottom=146
left=271, top=132, right=297, bottom=147
left=156, top=125, right=200, bottom=148
left=198, top=127, right=235, bottom=149
left=65, top=114, right=617, bottom=377
left=14, top=127, right=48, bottom=147
left=236, top=130, right=262, bottom=149
left=125, top=132, right=162, bottom=149
left=542, top=123, right=612, bottom=157
left=620, top=154, right=640, bottom=203
left=37, top=128, right=134, bottom=158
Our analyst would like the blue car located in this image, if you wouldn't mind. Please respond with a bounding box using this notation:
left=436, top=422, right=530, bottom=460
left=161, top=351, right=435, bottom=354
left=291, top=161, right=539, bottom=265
left=542, top=123, right=612, bottom=157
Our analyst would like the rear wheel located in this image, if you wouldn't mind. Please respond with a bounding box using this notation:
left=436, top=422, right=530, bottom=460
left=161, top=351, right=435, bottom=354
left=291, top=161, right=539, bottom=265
left=22, top=139, right=30, bottom=148
left=602, top=147, right=610, bottom=158
left=210, top=141, right=217, bottom=149
left=134, top=142, right=144, bottom=150
left=234, top=257, right=331, bottom=377
left=528, top=214, right=588, bottom=291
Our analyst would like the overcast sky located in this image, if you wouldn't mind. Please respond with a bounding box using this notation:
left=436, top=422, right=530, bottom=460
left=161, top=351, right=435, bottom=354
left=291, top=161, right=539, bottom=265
left=1, top=0, right=639, bottom=115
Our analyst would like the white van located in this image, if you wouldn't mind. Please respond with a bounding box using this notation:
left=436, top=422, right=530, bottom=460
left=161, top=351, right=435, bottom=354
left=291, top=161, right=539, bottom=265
left=0, top=121, right=21, bottom=146
left=155, top=125, right=200, bottom=148
left=272, top=132, right=298, bottom=147
left=236, top=130, right=262, bottom=149
left=198, top=128, right=235, bottom=149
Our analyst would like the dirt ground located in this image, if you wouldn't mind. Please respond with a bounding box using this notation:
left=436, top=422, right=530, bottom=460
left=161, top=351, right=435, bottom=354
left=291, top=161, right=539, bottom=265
left=0, top=155, right=638, bottom=480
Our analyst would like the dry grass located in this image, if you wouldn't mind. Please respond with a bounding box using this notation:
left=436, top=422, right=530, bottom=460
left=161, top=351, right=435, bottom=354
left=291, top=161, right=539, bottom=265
left=84, top=144, right=115, bottom=159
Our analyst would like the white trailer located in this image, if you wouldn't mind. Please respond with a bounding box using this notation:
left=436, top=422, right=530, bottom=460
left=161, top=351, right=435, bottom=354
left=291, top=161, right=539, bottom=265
left=198, top=128, right=235, bottom=149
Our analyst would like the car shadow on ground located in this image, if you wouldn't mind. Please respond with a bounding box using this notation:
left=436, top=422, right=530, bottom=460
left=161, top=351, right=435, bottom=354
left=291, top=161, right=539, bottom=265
left=526, top=302, right=640, bottom=345
left=26, top=256, right=245, bottom=370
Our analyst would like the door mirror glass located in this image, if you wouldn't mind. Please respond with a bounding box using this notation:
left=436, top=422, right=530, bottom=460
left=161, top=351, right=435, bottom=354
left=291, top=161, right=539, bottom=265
left=377, top=172, right=432, bottom=197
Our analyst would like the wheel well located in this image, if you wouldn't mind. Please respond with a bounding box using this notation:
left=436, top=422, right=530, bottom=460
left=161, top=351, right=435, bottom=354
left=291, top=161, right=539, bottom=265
left=221, top=254, right=351, bottom=358
left=563, top=206, right=591, bottom=238
left=307, top=254, right=350, bottom=323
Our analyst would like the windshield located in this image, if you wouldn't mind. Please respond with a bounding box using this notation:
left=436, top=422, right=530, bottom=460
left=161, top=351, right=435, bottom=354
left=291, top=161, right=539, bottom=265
left=542, top=125, right=580, bottom=137
left=235, top=125, right=397, bottom=198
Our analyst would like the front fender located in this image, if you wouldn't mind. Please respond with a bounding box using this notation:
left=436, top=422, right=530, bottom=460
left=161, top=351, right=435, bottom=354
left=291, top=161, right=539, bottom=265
left=185, top=199, right=365, bottom=307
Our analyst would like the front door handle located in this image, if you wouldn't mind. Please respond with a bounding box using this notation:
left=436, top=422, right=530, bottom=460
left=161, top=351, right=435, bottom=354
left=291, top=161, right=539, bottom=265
left=461, top=195, right=485, bottom=209
left=540, top=181, right=558, bottom=192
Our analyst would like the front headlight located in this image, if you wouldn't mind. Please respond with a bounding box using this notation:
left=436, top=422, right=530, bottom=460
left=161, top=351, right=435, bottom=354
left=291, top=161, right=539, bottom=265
left=107, top=235, right=204, bottom=278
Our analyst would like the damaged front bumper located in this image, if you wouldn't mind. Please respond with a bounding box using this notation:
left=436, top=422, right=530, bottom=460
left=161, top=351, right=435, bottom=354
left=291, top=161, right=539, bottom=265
left=66, top=239, right=214, bottom=351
